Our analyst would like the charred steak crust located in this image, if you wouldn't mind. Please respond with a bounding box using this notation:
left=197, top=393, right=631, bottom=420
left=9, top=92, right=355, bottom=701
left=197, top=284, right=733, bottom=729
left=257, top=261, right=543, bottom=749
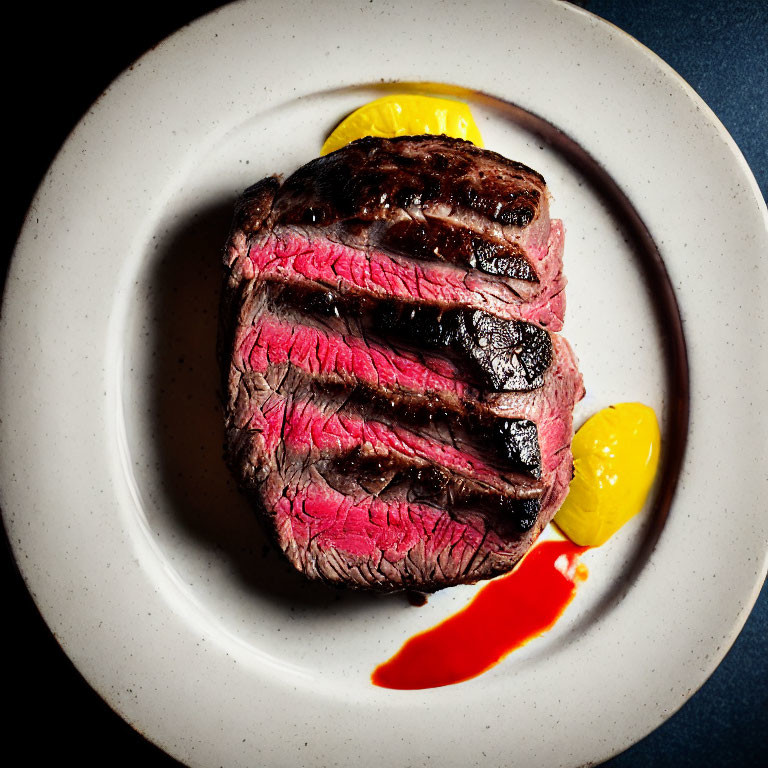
left=270, top=136, right=549, bottom=283
left=276, top=135, right=545, bottom=224
left=220, top=135, right=583, bottom=592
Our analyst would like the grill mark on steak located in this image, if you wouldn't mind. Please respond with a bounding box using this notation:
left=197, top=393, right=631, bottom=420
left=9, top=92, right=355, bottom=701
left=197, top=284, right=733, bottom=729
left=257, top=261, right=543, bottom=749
left=371, top=300, right=552, bottom=392
left=377, top=218, right=537, bottom=281
left=325, top=450, right=541, bottom=532
left=325, top=386, right=544, bottom=480
left=311, top=381, right=544, bottom=482
left=266, top=280, right=553, bottom=392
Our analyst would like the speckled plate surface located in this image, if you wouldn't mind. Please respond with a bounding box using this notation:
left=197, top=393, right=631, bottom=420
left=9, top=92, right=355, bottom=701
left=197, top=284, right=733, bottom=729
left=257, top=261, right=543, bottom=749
left=1, top=1, right=766, bottom=766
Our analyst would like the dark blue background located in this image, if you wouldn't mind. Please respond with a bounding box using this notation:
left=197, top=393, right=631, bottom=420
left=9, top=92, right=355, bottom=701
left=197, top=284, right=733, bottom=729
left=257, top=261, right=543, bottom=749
left=2, top=2, right=766, bottom=766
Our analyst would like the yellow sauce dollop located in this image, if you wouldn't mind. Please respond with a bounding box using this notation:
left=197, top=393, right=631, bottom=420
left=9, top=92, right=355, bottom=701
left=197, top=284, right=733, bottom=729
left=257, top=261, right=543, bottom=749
left=321, top=94, right=484, bottom=155
left=555, top=403, right=661, bottom=546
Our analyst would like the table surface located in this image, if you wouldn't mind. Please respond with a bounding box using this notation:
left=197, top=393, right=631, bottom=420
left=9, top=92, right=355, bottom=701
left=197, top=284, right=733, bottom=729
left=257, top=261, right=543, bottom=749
left=3, top=1, right=766, bottom=766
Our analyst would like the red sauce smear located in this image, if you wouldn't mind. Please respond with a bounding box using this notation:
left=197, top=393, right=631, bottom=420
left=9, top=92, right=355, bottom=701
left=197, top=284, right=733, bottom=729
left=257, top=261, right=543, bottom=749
left=372, top=540, right=588, bottom=689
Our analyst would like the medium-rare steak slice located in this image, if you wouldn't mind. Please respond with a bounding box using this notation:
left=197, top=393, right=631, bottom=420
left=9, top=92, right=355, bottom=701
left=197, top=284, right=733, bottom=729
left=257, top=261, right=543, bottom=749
left=242, top=226, right=565, bottom=331
left=220, top=135, right=583, bottom=592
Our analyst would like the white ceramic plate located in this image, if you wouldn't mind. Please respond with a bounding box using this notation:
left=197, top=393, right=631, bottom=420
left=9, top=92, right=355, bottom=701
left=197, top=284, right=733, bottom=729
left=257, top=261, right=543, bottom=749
left=2, top=1, right=766, bottom=766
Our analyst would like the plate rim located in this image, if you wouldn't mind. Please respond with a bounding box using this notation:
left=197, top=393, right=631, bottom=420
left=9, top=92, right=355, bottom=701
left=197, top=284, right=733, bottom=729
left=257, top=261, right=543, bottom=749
left=2, top=1, right=767, bottom=766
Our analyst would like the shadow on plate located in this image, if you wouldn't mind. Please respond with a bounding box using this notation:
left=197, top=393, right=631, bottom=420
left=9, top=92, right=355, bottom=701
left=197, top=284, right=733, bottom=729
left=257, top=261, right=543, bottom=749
left=143, top=197, right=375, bottom=613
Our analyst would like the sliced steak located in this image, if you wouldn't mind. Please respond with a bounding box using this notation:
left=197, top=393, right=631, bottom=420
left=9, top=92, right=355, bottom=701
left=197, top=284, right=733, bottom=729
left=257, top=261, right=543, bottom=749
left=228, top=286, right=581, bottom=481
left=227, top=136, right=566, bottom=331
left=220, top=135, right=583, bottom=592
